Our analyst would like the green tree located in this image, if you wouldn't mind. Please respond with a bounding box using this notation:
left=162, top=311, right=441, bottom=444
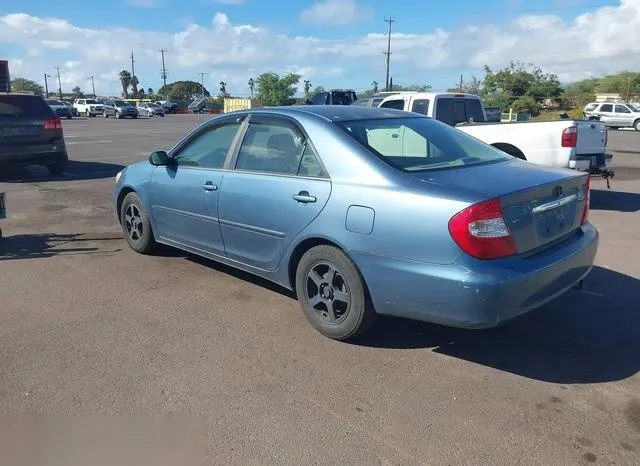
left=119, top=70, right=132, bottom=98
left=256, top=72, right=301, bottom=106
left=447, top=76, right=482, bottom=94
left=10, top=77, right=44, bottom=96
left=482, top=62, right=563, bottom=108
left=562, top=78, right=600, bottom=107
left=158, top=81, right=210, bottom=101
left=511, top=96, right=541, bottom=114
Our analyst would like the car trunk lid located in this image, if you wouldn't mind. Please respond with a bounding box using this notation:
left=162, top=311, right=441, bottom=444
left=413, top=160, right=589, bottom=255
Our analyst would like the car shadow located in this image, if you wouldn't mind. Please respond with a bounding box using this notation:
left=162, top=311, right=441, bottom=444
left=354, top=266, right=639, bottom=384
left=590, top=189, right=640, bottom=212
left=0, top=233, right=123, bottom=260
left=0, top=161, right=124, bottom=183
left=141, top=247, right=640, bottom=384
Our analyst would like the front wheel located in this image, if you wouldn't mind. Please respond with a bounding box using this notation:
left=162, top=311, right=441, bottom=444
left=295, top=245, right=377, bottom=340
left=634, top=120, right=640, bottom=131
left=120, top=192, right=156, bottom=254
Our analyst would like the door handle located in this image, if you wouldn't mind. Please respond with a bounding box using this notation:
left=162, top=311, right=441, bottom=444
left=201, top=182, right=218, bottom=191
left=292, top=191, right=316, bottom=203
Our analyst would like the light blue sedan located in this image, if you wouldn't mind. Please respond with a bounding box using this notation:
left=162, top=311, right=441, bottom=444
left=113, top=106, right=598, bottom=340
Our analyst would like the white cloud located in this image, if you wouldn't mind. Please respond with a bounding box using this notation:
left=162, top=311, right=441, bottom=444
left=1, top=1, right=640, bottom=96
left=300, top=0, right=374, bottom=27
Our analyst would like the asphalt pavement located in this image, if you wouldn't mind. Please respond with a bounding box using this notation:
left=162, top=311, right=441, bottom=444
left=0, top=115, right=639, bottom=465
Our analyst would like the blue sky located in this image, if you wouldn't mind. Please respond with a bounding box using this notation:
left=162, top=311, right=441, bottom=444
left=0, top=0, right=632, bottom=96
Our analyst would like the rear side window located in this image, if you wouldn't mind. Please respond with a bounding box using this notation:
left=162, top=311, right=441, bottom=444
left=380, top=99, right=405, bottom=110
left=411, top=99, right=430, bottom=115
left=0, top=95, right=54, bottom=117
left=435, top=98, right=467, bottom=126
left=584, top=103, right=598, bottom=112
left=599, top=104, right=613, bottom=112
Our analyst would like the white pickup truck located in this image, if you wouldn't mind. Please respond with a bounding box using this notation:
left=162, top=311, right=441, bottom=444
left=377, top=92, right=614, bottom=186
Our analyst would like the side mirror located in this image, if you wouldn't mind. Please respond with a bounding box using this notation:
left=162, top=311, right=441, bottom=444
left=149, top=150, right=170, bottom=166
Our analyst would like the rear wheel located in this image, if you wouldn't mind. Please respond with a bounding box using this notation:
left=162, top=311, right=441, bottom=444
left=47, top=155, right=68, bottom=175
left=84, top=109, right=90, bottom=117
left=634, top=120, right=640, bottom=131
left=295, top=245, right=377, bottom=340
left=103, top=111, right=109, bottom=118
left=120, top=192, right=156, bottom=254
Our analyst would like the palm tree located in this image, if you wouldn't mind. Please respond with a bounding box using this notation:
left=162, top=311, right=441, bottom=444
left=131, top=76, right=139, bottom=98
left=119, top=70, right=132, bottom=98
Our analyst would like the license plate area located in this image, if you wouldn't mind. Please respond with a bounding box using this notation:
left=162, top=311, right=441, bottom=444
left=533, top=195, right=578, bottom=240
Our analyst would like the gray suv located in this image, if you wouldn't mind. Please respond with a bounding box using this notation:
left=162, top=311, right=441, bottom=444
left=102, top=99, right=139, bottom=119
left=583, top=102, right=640, bottom=130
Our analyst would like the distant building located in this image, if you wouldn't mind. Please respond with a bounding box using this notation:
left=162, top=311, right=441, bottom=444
left=595, top=93, right=622, bottom=102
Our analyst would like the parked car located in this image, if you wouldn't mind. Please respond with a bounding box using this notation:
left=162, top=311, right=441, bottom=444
left=102, top=99, right=139, bottom=119
left=137, top=102, right=165, bottom=117
left=377, top=92, right=613, bottom=182
left=45, top=99, right=73, bottom=119
left=0, top=93, right=68, bottom=174
left=582, top=102, right=640, bottom=130
left=113, top=106, right=598, bottom=341
left=73, top=98, right=103, bottom=117
left=155, top=100, right=179, bottom=114
left=351, top=92, right=401, bottom=107
left=305, top=89, right=358, bottom=105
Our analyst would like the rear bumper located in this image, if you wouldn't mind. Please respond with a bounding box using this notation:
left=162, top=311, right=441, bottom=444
left=0, top=147, right=68, bottom=168
left=569, top=152, right=612, bottom=170
left=351, top=223, right=599, bottom=329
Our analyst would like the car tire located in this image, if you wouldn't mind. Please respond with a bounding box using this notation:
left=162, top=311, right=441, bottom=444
left=120, top=192, right=156, bottom=254
left=634, top=120, right=640, bottom=131
left=295, top=245, right=377, bottom=340
left=47, top=156, right=68, bottom=175
left=103, top=111, right=108, bottom=118
left=133, top=115, right=138, bottom=119
left=115, top=111, right=121, bottom=119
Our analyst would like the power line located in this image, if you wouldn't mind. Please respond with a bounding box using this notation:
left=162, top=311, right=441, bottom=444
left=383, top=16, right=394, bottom=92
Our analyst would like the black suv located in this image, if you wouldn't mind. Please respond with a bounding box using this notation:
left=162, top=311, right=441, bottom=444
left=0, top=93, right=69, bottom=175
left=102, top=99, right=139, bottom=119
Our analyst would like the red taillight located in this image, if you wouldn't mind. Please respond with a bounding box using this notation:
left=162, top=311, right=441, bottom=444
left=454, top=93, right=465, bottom=97
left=581, top=176, right=590, bottom=225
left=448, top=199, right=516, bottom=260
left=44, top=118, right=62, bottom=131
left=561, top=126, right=578, bottom=148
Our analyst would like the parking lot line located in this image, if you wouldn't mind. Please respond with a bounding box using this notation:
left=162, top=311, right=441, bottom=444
left=66, top=140, right=113, bottom=145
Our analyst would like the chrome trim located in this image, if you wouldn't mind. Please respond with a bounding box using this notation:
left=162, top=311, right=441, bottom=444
left=532, top=194, right=578, bottom=213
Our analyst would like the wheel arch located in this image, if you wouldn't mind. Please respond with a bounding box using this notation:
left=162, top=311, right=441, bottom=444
left=491, top=142, right=527, bottom=160
left=116, top=186, right=136, bottom=218
left=287, top=236, right=363, bottom=292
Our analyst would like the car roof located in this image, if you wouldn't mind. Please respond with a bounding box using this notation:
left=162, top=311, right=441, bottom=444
left=243, top=105, right=423, bottom=122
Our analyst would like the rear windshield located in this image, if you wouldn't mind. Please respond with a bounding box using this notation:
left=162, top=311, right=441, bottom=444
left=336, top=117, right=510, bottom=173
left=332, top=92, right=356, bottom=105
left=45, top=99, right=62, bottom=105
left=0, top=95, right=54, bottom=117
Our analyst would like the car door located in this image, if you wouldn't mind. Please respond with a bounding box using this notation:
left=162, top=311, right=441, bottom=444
left=218, top=114, right=331, bottom=271
left=614, top=104, right=633, bottom=127
left=148, top=116, right=246, bottom=254
left=596, top=103, right=614, bottom=126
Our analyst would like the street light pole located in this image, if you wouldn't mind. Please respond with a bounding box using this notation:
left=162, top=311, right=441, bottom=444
left=199, top=72, right=206, bottom=97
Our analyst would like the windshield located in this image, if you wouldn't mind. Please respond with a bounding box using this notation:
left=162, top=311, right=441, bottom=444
left=628, top=104, right=640, bottom=112
left=336, top=117, right=510, bottom=172
left=85, top=99, right=98, bottom=104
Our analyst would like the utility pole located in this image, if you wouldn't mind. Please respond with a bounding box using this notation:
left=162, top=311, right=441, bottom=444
left=159, top=49, right=168, bottom=98
left=248, top=78, right=255, bottom=98
left=383, top=16, right=395, bottom=91
left=89, top=75, right=96, bottom=97
left=44, top=74, right=51, bottom=97
left=199, top=72, right=206, bottom=97
left=459, top=74, right=464, bottom=91
left=55, top=66, right=62, bottom=99
left=626, top=75, right=631, bottom=101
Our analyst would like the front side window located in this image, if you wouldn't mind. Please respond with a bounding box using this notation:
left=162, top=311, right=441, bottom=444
left=615, top=105, right=631, bottom=113
left=337, top=117, right=510, bottom=173
left=235, top=121, right=325, bottom=177
left=173, top=122, right=241, bottom=169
